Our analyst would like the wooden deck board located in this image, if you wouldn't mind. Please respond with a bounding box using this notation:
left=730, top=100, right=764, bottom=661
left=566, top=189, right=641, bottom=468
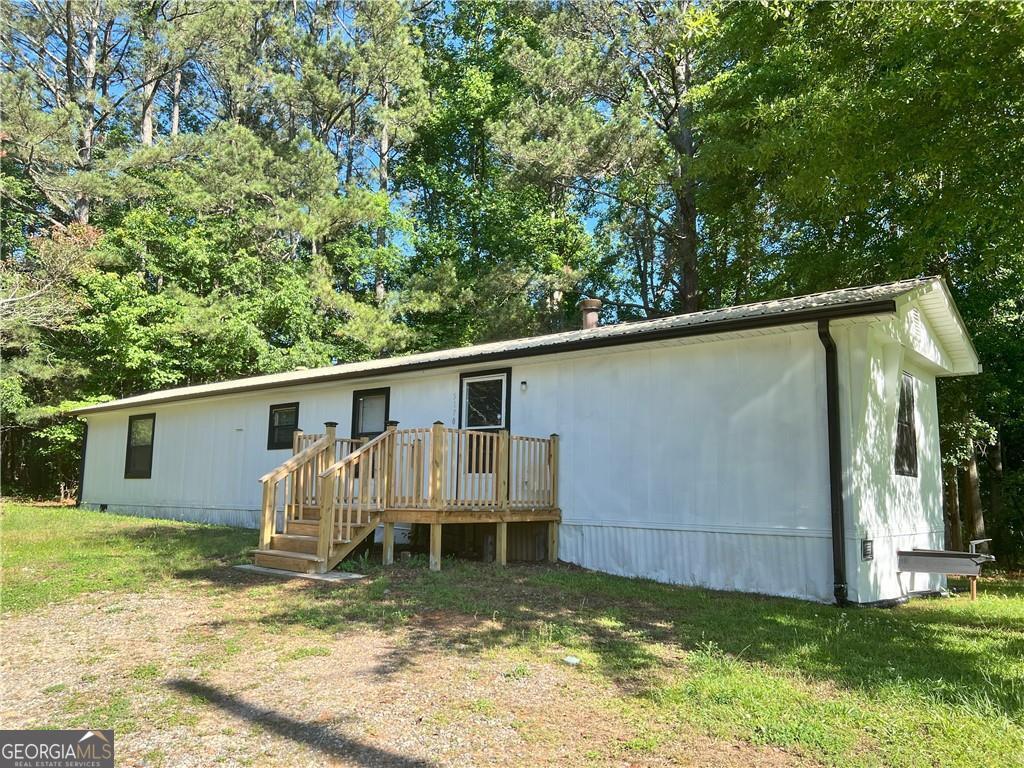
left=378, top=507, right=561, bottom=524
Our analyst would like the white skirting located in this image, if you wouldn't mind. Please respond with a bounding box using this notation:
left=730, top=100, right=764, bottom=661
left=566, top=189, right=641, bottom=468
left=81, top=502, right=259, bottom=529
left=559, top=522, right=834, bottom=603
left=79, top=503, right=413, bottom=544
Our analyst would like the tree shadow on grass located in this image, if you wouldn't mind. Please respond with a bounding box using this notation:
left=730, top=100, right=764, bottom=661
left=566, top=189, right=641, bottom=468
left=111, top=523, right=1024, bottom=724
left=86, top=523, right=256, bottom=571
left=166, top=679, right=433, bottom=767
left=245, top=562, right=1024, bottom=719
left=246, top=563, right=674, bottom=697
left=534, top=569, right=1024, bottom=720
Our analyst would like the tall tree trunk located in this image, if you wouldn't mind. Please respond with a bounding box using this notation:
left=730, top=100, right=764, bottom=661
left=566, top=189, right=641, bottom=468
left=672, top=183, right=699, bottom=313
left=73, top=6, right=100, bottom=225
left=943, top=467, right=962, bottom=551
left=141, top=78, right=157, bottom=145
left=668, top=49, right=700, bottom=314
left=986, top=435, right=1004, bottom=532
left=959, top=450, right=987, bottom=549
left=170, top=69, right=181, bottom=136
left=140, top=7, right=162, bottom=146
left=64, top=1, right=75, bottom=99
left=375, top=88, right=390, bottom=304
left=346, top=102, right=356, bottom=184
left=638, top=214, right=655, bottom=316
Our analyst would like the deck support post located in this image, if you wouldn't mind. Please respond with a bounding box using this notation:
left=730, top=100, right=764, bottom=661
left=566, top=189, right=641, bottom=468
left=495, top=522, right=507, bottom=566
left=429, top=523, right=442, bottom=571
left=383, top=522, right=395, bottom=566
left=547, top=521, right=559, bottom=563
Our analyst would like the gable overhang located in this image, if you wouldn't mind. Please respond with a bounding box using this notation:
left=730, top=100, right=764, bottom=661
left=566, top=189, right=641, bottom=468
left=892, top=279, right=981, bottom=376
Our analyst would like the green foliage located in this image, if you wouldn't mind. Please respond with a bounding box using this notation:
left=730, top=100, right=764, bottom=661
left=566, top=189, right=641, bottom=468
left=400, top=1, right=602, bottom=345
left=1, top=0, right=1022, bottom=558
left=0, top=374, right=30, bottom=415
left=692, top=0, right=1024, bottom=558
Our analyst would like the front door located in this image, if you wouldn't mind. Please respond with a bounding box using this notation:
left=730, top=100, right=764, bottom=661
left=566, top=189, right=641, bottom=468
left=351, top=387, right=390, bottom=440
left=350, top=387, right=392, bottom=545
left=458, top=370, right=510, bottom=501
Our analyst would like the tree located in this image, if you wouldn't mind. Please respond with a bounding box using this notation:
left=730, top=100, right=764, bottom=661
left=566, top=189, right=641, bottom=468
left=497, top=0, right=718, bottom=316
left=1, top=0, right=199, bottom=223
left=2, top=0, right=1023, bottom=564
left=398, top=0, right=602, bottom=347
left=695, top=1, right=1024, bottom=557
left=0, top=0, right=436, bottom=495
left=0, top=221, right=96, bottom=335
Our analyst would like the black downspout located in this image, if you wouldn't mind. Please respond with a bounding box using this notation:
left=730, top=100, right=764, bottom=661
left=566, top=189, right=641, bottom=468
left=817, top=319, right=849, bottom=605
left=75, top=422, right=88, bottom=507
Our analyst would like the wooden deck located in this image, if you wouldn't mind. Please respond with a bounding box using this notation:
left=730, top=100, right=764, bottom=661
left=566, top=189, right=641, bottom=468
left=252, top=422, right=560, bottom=574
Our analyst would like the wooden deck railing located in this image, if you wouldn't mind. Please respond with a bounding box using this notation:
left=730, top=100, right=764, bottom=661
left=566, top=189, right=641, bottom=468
left=292, top=430, right=362, bottom=457
left=318, top=430, right=392, bottom=551
left=287, top=432, right=363, bottom=520
left=258, top=423, right=363, bottom=548
left=259, top=421, right=559, bottom=563
left=380, top=423, right=559, bottom=512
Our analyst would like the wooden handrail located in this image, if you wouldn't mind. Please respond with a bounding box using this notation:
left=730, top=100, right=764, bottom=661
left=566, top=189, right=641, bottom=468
left=294, top=431, right=361, bottom=456
left=259, top=434, right=332, bottom=484
left=317, top=427, right=396, bottom=561
left=259, top=423, right=343, bottom=549
left=318, top=430, right=389, bottom=479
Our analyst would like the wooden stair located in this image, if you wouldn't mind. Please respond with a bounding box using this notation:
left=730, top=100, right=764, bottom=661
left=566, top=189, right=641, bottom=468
left=270, top=533, right=318, bottom=554
left=324, top=518, right=379, bottom=569
left=252, top=549, right=323, bottom=573
left=252, top=505, right=379, bottom=574
left=286, top=520, right=319, bottom=536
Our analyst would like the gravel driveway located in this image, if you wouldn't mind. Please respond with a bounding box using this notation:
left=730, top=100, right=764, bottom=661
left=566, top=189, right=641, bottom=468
left=1, top=574, right=808, bottom=768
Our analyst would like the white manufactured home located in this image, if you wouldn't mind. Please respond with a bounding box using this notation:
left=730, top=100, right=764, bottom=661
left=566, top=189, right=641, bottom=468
left=74, top=277, right=979, bottom=604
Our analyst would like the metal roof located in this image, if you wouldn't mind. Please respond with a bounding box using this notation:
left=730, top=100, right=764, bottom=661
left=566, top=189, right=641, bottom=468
left=73, top=276, right=976, bottom=415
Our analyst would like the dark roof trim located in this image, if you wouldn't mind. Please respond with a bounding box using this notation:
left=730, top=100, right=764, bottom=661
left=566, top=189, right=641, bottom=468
left=78, top=298, right=898, bottom=415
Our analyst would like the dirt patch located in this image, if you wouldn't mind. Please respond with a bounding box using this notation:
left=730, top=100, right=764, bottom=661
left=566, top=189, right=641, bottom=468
left=1, top=582, right=816, bottom=767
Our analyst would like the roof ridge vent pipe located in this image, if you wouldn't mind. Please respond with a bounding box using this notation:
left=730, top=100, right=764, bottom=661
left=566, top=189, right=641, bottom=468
left=818, top=319, right=849, bottom=605
left=578, top=298, right=603, bottom=329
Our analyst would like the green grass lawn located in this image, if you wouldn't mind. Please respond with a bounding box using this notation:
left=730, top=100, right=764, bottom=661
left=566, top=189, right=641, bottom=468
left=3, top=503, right=1023, bottom=767
left=0, top=502, right=255, bottom=612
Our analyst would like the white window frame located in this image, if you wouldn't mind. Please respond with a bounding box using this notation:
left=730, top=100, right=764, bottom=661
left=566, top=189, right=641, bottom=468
left=460, top=372, right=508, bottom=430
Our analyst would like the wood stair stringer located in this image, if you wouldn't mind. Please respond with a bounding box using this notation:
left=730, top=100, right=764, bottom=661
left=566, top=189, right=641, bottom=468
left=323, top=517, right=380, bottom=571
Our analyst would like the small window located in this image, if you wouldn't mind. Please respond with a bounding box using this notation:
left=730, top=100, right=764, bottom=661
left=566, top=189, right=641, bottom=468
left=124, top=414, right=155, bottom=479
left=894, top=372, right=918, bottom=477
left=461, top=372, right=508, bottom=430
left=268, top=402, right=299, bottom=450
left=352, top=388, right=389, bottom=439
